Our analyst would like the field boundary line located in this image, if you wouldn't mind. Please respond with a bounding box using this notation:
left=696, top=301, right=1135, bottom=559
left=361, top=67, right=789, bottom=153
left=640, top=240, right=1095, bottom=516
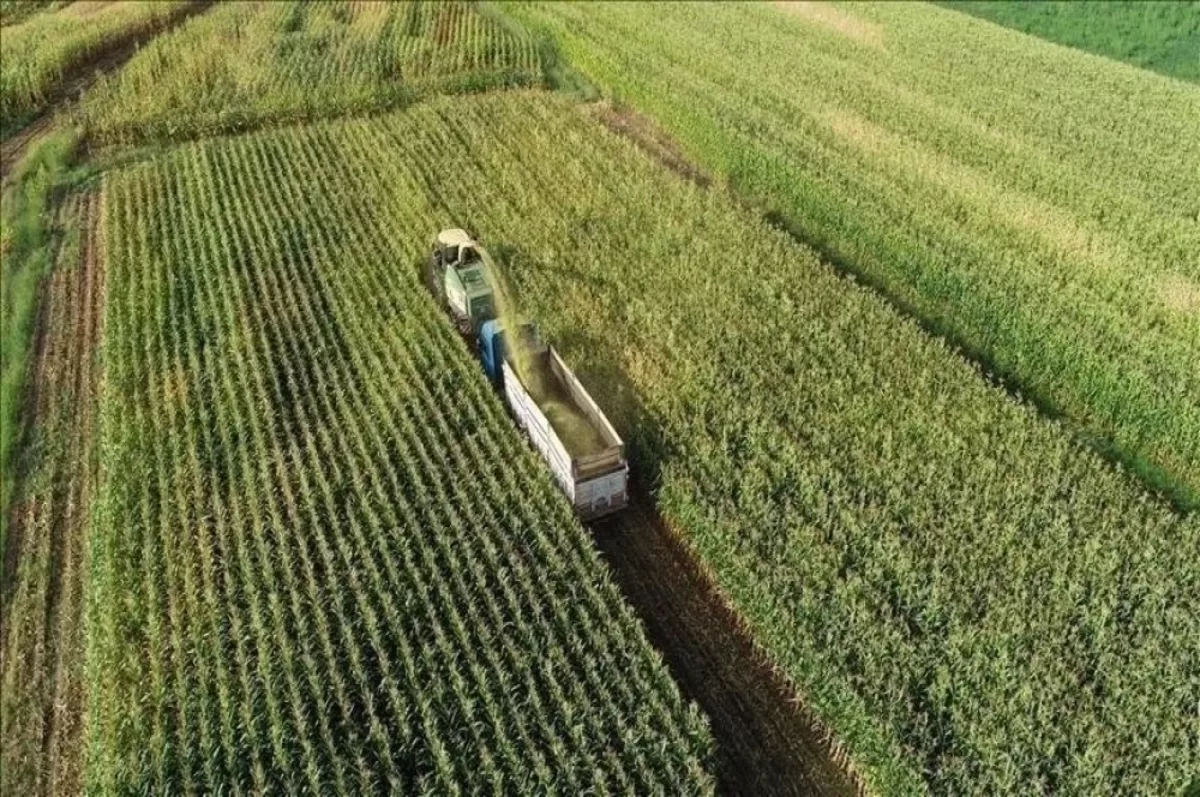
left=0, top=0, right=215, bottom=184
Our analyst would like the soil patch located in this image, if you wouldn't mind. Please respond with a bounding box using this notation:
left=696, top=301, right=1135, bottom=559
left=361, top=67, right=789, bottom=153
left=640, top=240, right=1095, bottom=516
left=593, top=103, right=711, bottom=189
left=591, top=497, right=864, bottom=796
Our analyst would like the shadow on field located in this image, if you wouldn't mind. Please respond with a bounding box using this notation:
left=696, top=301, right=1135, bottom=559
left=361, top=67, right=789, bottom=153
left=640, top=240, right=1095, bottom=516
left=589, top=498, right=861, bottom=797
left=482, top=239, right=861, bottom=794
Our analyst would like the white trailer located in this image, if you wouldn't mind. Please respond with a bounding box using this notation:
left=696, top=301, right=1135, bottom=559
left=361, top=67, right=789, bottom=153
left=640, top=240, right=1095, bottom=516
left=500, top=348, right=628, bottom=520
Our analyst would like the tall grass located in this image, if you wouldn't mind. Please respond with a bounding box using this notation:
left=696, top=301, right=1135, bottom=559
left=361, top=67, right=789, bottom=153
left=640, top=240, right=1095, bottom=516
left=87, top=89, right=1199, bottom=795
left=507, top=0, right=1200, bottom=511
left=157, top=90, right=1197, bottom=796
left=0, top=0, right=64, bottom=27
left=88, top=94, right=714, bottom=792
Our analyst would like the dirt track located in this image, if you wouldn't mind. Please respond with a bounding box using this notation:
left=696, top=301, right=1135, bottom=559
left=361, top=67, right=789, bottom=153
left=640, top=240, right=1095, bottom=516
left=593, top=103, right=711, bottom=189
left=592, top=499, right=862, bottom=796
left=589, top=100, right=861, bottom=796
left=0, top=191, right=105, bottom=797
left=0, top=0, right=212, bottom=182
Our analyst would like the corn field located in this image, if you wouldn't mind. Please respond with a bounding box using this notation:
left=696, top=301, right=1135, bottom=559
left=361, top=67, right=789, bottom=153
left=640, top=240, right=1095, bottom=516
left=9, top=2, right=1197, bottom=793
left=0, top=0, right=64, bottom=27
left=78, top=1, right=543, bottom=146
left=0, top=0, right=189, bottom=135
left=90, top=94, right=713, bottom=793
left=508, top=0, right=1200, bottom=511
left=101, top=90, right=1200, bottom=796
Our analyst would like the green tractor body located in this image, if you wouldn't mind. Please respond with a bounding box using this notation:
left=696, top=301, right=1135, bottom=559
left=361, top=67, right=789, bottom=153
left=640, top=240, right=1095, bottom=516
left=426, top=228, right=496, bottom=334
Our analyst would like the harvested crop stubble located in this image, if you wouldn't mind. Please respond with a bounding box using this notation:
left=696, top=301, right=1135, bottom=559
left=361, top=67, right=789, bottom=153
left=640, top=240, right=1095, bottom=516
left=90, top=106, right=714, bottom=792
left=77, top=0, right=542, bottom=145
left=507, top=0, right=1200, bottom=511
left=184, top=91, right=1200, bottom=796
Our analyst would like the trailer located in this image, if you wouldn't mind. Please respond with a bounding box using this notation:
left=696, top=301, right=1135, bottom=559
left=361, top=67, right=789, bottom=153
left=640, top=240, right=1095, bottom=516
left=479, top=319, right=629, bottom=520
left=423, top=228, right=629, bottom=520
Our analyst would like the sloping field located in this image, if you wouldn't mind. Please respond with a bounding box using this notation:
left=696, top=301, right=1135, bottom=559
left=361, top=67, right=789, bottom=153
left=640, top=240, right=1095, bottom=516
left=93, top=89, right=1200, bottom=795
left=509, top=1, right=1200, bottom=510
left=941, top=1, right=1200, bottom=82
left=0, top=0, right=194, bottom=137
left=89, top=98, right=714, bottom=793
left=77, top=0, right=542, bottom=146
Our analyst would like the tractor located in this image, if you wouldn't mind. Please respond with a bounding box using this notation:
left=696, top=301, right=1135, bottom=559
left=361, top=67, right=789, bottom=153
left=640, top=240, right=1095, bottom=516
left=425, top=228, right=496, bottom=335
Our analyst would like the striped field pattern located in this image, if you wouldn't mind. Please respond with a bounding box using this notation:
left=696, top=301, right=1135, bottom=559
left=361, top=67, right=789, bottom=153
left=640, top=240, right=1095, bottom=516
left=89, top=94, right=713, bottom=793
left=78, top=1, right=542, bottom=145
left=90, top=90, right=1199, bottom=796
left=507, top=0, right=1200, bottom=510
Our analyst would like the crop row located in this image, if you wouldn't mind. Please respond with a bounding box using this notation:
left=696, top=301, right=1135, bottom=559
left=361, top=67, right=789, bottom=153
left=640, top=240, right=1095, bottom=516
left=507, top=0, right=1200, bottom=509
left=90, top=107, right=713, bottom=793
left=77, top=1, right=542, bottom=146
left=0, top=0, right=190, bottom=135
left=236, top=91, right=1196, bottom=795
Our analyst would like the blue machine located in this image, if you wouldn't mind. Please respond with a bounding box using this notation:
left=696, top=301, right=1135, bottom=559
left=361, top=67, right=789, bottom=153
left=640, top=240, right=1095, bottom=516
left=478, top=319, right=507, bottom=385
left=478, top=320, right=543, bottom=386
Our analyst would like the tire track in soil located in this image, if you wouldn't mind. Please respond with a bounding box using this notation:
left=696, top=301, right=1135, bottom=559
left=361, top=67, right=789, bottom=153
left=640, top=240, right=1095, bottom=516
left=0, top=190, right=105, bottom=797
left=0, top=0, right=214, bottom=183
left=588, top=100, right=864, bottom=795
left=590, top=497, right=864, bottom=797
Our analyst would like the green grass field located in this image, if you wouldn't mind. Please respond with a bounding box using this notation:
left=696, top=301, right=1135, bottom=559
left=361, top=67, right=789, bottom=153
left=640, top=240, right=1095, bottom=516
left=941, top=1, right=1200, bottom=82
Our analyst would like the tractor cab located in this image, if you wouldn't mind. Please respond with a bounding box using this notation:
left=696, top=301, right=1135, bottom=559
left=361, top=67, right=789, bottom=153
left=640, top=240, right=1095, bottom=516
left=432, top=228, right=478, bottom=269
left=426, top=228, right=496, bottom=334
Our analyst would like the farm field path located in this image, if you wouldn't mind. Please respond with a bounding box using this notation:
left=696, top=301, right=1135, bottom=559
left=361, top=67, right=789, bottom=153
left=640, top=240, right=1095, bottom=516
left=0, top=0, right=212, bottom=183
left=1, top=189, right=105, bottom=797
left=0, top=113, right=55, bottom=185
left=592, top=497, right=860, bottom=797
